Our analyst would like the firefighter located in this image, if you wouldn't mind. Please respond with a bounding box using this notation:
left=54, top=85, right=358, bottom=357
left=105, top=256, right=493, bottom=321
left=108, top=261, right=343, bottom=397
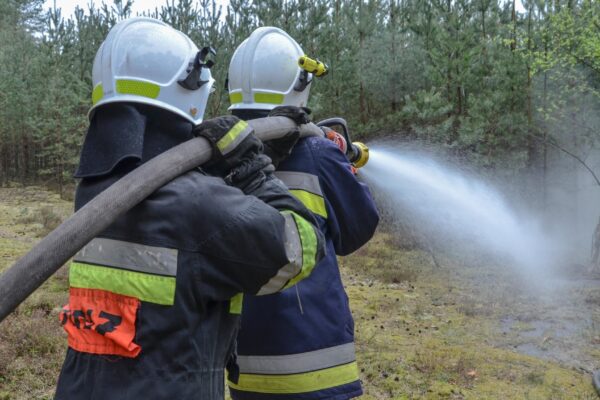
left=226, top=27, right=380, bottom=400
left=54, top=18, right=324, bottom=400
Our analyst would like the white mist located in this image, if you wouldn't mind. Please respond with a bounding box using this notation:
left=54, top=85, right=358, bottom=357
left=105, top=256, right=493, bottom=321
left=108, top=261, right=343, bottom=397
left=361, top=146, right=553, bottom=276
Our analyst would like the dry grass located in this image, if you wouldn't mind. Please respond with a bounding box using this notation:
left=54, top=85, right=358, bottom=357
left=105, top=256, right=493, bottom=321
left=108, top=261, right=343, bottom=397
left=0, top=187, right=70, bottom=400
left=0, top=187, right=598, bottom=399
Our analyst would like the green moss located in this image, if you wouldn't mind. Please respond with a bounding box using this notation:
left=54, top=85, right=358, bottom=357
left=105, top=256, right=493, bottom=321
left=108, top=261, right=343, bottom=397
left=0, top=190, right=597, bottom=399
left=342, top=231, right=597, bottom=399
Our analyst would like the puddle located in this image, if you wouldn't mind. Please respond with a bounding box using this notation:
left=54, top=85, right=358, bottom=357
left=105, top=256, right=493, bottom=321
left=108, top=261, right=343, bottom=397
left=501, top=318, right=583, bottom=339
left=498, top=277, right=600, bottom=372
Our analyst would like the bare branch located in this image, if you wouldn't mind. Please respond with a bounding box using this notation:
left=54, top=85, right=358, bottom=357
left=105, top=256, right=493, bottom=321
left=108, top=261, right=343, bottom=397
left=531, top=133, right=600, bottom=186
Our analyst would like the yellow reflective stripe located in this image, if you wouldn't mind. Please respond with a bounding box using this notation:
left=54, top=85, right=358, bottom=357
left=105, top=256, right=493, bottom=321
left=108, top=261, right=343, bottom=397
left=228, top=361, right=359, bottom=394
left=256, top=213, right=303, bottom=295
left=217, top=120, right=249, bottom=153
left=254, top=92, right=284, bottom=104
left=283, top=212, right=318, bottom=290
left=229, top=292, right=243, bottom=314
left=92, top=83, right=103, bottom=105
left=289, top=189, right=328, bottom=218
left=116, top=79, right=160, bottom=99
left=69, top=262, right=176, bottom=306
left=230, top=92, right=243, bottom=104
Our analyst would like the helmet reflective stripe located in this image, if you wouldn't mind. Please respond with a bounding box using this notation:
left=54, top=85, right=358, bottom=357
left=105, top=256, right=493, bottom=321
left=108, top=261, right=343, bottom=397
left=92, top=79, right=160, bottom=105
left=92, top=83, right=103, bottom=105
left=229, top=92, right=285, bottom=106
left=90, top=17, right=214, bottom=124
left=229, top=92, right=243, bottom=104
left=228, top=27, right=311, bottom=111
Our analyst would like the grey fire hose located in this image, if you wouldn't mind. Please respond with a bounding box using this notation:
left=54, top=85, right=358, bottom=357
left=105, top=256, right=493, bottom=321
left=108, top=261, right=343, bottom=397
left=0, top=117, right=323, bottom=323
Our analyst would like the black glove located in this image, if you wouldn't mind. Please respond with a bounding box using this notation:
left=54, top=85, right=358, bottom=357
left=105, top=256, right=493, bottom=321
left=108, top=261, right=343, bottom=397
left=268, top=105, right=311, bottom=125
left=193, top=115, right=263, bottom=178
left=262, top=130, right=300, bottom=168
left=225, top=153, right=273, bottom=193
left=194, top=115, right=316, bottom=225
left=263, top=106, right=311, bottom=167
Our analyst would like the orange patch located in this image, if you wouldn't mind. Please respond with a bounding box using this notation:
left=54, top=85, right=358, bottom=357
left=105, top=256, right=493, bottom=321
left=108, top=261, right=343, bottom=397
left=60, top=287, right=141, bottom=358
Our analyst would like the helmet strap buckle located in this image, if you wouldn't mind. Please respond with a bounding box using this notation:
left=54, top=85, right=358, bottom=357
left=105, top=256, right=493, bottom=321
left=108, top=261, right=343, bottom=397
left=293, top=70, right=312, bottom=92
left=178, top=46, right=216, bottom=90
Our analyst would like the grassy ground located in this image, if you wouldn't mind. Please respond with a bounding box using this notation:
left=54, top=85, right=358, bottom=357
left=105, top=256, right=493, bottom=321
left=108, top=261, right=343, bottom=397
left=0, top=187, right=598, bottom=399
left=346, top=233, right=599, bottom=399
left=0, top=187, right=71, bottom=400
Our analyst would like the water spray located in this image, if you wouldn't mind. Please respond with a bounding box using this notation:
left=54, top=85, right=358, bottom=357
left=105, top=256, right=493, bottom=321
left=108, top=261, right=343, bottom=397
left=360, top=145, right=551, bottom=275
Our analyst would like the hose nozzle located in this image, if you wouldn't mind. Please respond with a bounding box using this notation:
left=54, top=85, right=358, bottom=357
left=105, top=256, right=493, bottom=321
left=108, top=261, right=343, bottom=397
left=349, top=142, right=369, bottom=168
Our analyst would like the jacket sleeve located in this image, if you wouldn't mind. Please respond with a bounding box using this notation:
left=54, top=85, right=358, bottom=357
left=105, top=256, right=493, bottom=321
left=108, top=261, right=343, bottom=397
left=315, top=140, right=379, bottom=256
left=193, top=176, right=325, bottom=298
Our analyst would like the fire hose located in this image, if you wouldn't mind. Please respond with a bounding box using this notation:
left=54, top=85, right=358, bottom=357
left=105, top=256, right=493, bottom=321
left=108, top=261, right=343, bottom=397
left=0, top=117, right=323, bottom=324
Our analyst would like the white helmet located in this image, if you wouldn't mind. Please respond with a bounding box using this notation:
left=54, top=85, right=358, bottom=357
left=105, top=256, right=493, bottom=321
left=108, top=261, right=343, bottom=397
left=90, top=17, right=214, bottom=124
left=228, top=27, right=311, bottom=111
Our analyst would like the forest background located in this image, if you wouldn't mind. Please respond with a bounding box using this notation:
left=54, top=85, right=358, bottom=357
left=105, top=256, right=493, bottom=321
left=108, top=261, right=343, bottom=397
left=2, top=2, right=600, bottom=398
left=2, top=0, right=600, bottom=237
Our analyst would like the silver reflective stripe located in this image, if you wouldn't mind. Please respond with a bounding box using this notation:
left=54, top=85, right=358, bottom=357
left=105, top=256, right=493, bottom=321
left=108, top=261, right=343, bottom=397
left=256, top=213, right=302, bottom=295
left=237, top=342, right=357, bottom=375
left=275, top=171, right=323, bottom=196
left=74, top=238, right=177, bottom=277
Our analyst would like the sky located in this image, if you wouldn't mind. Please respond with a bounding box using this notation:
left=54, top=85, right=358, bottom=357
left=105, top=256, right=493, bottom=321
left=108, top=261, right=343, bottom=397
left=43, top=0, right=231, bottom=18
left=44, top=0, right=525, bottom=20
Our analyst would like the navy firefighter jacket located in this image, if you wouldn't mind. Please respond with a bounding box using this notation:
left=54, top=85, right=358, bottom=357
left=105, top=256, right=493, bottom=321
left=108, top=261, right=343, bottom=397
left=54, top=104, right=325, bottom=400
left=228, top=136, right=380, bottom=400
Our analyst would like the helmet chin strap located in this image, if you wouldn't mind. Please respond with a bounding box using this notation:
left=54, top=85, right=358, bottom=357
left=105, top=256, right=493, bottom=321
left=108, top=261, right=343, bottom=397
left=178, top=46, right=216, bottom=90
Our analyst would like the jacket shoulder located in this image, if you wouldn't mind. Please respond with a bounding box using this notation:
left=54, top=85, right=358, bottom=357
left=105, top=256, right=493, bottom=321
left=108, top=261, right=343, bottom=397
left=103, top=170, right=265, bottom=251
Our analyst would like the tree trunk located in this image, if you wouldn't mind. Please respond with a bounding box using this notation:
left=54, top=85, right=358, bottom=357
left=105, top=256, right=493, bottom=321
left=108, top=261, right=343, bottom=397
left=456, top=75, right=462, bottom=115
left=446, top=0, right=452, bottom=103
left=591, top=216, right=600, bottom=272
left=511, top=0, right=516, bottom=51
left=58, top=158, right=64, bottom=199
left=0, top=142, right=7, bottom=186
left=390, top=0, right=397, bottom=112
left=543, top=42, right=549, bottom=213
left=526, top=4, right=534, bottom=168
left=482, top=6, right=486, bottom=38
left=21, top=132, right=30, bottom=185
left=359, top=8, right=367, bottom=125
